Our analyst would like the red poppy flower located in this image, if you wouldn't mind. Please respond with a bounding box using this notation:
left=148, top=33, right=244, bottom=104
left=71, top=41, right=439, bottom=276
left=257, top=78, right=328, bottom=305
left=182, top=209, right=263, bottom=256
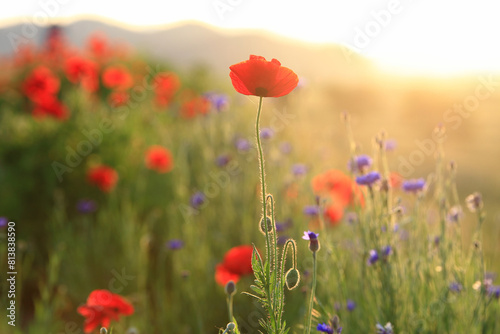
left=153, top=72, right=180, bottom=107
left=215, top=245, right=254, bottom=286
left=77, top=289, right=134, bottom=333
left=145, top=145, right=174, bottom=173
left=180, top=96, right=211, bottom=119
left=87, top=33, right=108, bottom=59
left=65, top=56, right=99, bottom=92
left=312, top=169, right=355, bottom=207
left=22, top=66, right=60, bottom=102
left=389, top=172, right=403, bottom=189
left=229, top=55, right=298, bottom=97
left=87, top=165, right=118, bottom=192
left=323, top=202, right=344, bottom=226
left=102, top=65, right=133, bottom=91
left=32, top=95, right=69, bottom=120
left=108, top=91, right=129, bottom=108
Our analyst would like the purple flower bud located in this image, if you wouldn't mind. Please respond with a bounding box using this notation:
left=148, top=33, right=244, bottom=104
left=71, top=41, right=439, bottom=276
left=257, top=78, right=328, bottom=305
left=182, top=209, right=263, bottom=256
left=215, top=154, right=231, bottom=167
left=205, top=93, right=229, bottom=112
left=166, top=239, right=184, bottom=250
left=0, top=217, right=7, bottom=229
left=465, top=192, right=483, bottom=212
left=235, top=138, right=251, bottom=152
left=303, top=205, right=320, bottom=216
left=260, top=127, right=274, bottom=139
left=76, top=199, right=97, bottom=214
left=291, top=163, right=307, bottom=176
left=317, top=323, right=334, bottom=334
left=402, top=178, right=426, bottom=193
left=447, top=205, right=463, bottom=223
left=346, top=299, right=356, bottom=311
left=368, top=249, right=379, bottom=265
left=356, top=171, right=381, bottom=186
left=449, top=282, right=463, bottom=293
left=303, top=230, right=320, bottom=252
left=382, top=245, right=392, bottom=257
left=348, top=155, right=372, bottom=174
left=190, top=192, right=205, bottom=209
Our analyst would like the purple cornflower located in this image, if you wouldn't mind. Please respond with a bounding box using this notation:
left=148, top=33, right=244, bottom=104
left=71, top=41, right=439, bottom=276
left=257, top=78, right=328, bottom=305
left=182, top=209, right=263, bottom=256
left=292, top=163, right=307, bottom=176
left=190, top=191, right=205, bottom=209
left=376, top=322, right=394, bottom=334
left=382, top=245, right=392, bottom=257
left=280, top=142, right=292, bottom=154
left=302, top=231, right=319, bottom=240
left=166, top=239, right=184, bottom=250
left=215, top=154, right=231, bottom=167
left=316, top=323, right=333, bottom=334
left=488, top=285, right=500, bottom=299
left=204, top=92, right=229, bottom=112
left=402, top=178, right=426, bottom=193
left=303, top=205, right=321, bottom=216
left=449, top=282, right=463, bottom=293
left=368, top=249, right=379, bottom=265
left=433, top=235, right=440, bottom=247
left=76, top=199, right=97, bottom=214
left=0, top=217, right=7, bottom=229
left=348, top=155, right=372, bottom=174
left=303, top=230, right=320, bottom=252
left=355, top=171, right=381, bottom=186
left=346, top=299, right=356, bottom=311
left=235, top=138, right=251, bottom=152
left=260, top=127, right=274, bottom=139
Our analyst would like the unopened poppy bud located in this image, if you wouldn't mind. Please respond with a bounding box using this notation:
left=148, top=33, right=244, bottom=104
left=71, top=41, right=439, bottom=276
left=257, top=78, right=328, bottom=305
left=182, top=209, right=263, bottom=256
left=100, top=328, right=108, bottom=334
left=223, top=322, right=236, bottom=333
left=259, top=216, right=273, bottom=234
left=225, top=280, right=236, bottom=297
left=285, top=268, right=300, bottom=290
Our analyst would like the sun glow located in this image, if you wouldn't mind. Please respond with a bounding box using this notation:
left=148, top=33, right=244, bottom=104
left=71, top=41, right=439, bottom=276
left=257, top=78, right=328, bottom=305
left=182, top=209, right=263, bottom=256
left=1, top=0, right=500, bottom=75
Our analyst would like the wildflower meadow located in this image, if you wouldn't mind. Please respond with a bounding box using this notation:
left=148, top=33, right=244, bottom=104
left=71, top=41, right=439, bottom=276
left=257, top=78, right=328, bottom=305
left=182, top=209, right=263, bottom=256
left=0, top=25, right=499, bottom=334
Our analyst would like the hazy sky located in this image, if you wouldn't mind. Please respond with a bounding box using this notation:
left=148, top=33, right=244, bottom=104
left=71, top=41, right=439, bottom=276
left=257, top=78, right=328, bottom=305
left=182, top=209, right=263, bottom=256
left=1, top=0, right=500, bottom=75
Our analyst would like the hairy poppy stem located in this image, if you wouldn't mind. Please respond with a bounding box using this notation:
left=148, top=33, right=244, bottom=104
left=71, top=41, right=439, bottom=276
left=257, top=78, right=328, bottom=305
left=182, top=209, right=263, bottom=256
left=255, top=97, right=272, bottom=270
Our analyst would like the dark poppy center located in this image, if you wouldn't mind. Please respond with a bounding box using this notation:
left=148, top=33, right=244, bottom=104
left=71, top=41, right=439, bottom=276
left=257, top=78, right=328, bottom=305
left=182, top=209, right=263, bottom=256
left=254, top=87, right=268, bottom=97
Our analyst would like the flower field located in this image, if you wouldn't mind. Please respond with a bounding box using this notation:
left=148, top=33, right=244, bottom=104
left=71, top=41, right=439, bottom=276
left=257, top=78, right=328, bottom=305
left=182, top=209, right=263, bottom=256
left=0, top=27, right=499, bottom=334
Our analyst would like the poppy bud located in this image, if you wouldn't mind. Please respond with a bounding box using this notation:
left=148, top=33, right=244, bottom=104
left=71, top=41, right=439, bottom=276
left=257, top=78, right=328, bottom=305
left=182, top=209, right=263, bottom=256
left=100, top=328, right=108, bottom=334
left=259, top=216, right=273, bottom=234
left=285, top=268, right=300, bottom=290
left=225, top=280, right=236, bottom=297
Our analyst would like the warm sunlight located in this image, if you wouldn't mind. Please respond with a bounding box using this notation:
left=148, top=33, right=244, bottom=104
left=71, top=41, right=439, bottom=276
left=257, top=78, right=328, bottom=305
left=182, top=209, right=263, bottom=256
left=1, top=0, right=500, bottom=75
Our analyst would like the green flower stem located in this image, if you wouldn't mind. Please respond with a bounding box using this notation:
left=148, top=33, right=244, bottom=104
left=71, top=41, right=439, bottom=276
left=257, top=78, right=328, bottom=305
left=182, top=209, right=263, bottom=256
left=255, top=96, right=278, bottom=331
left=305, top=251, right=317, bottom=334
left=255, top=97, right=271, bottom=269
left=227, top=294, right=234, bottom=323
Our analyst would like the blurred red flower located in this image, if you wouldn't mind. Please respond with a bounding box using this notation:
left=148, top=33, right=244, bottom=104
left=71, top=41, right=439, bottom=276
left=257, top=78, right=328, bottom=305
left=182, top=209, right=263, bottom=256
left=312, top=169, right=356, bottom=207
left=180, top=96, right=210, bottom=119
left=87, top=165, right=118, bottom=192
left=323, top=202, right=344, bottom=226
left=145, top=145, right=174, bottom=173
left=32, top=95, right=69, bottom=120
left=108, top=91, right=129, bottom=108
left=65, top=56, right=99, bottom=92
left=229, top=55, right=298, bottom=97
left=102, top=65, right=133, bottom=91
left=87, top=33, right=109, bottom=59
left=22, top=66, right=60, bottom=103
left=77, top=289, right=134, bottom=333
left=153, top=72, right=180, bottom=107
left=215, top=245, right=254, bottom=286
